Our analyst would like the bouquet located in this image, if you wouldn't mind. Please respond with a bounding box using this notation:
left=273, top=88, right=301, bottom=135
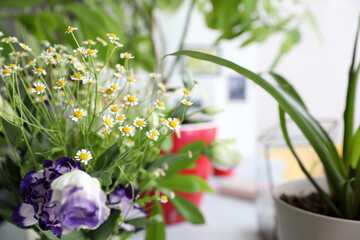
left=0, top=26, right=242, bottom=239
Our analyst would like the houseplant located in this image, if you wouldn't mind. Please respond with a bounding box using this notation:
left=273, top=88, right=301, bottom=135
left=0, top=26, right=220, bottom=240
left=168, top=17, right=360, bottom=239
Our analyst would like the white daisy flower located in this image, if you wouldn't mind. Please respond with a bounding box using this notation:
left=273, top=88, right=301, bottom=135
left=123, top=138, right=135, bottom=147
left=73, top=62, right=85, bottom=72
left=70, top=73, right=84, bottom=81
left=119, top=125, right=135, bottom=137
left=160, top=195, right=168, bottom=204
left=33, top=68, right=46, bottom=76
left=73, top=47, right=86, bottom=55
left=123, top=95, right=138, bottom=106
left=183, top=89, right=190, bottom=96
left=120, top=52, right=134, bottom=59
left=8, top=64, right=22, bottom=70
left=116, top=114, right=126, bottom=123
left=158, top=82, right=166, bottom=92
left=31, top=82, right=46, bottom=95
left=75, top=149, right=93, bottom=165
left=108, top=104, right=121, bottom=114
left=65, top=26, right=78, bottom=34
left=127, top=77, right=136, bottom=84
left=146, top=128, right=160, bottom=141
left=97, top=129, right=112, bottom=138
left=149, top=73, right=161, bottom=78
left=153, top=99, right=165, bottom=110
left=86, top=48, right=98, bottom=57
left=115, top=64, right=126, bottom=74
left=83, top=39, right=96, bottom=45
left=103, top=87, right=115, bottom=96
left=25, top=59, right=36, bottom=69
left=169, top=191, right=175, bottom=199
left=67, top=99, right=76, bottom=107
left=53, top=78, right=66, bottom=90
left=82, top=77, right=95, bottom=84
left=109, top=84, right=119, bottom=90
left=96, top=37, right=108, bottom=46
left=1, top=36, right=17, bottom=43
left=166, top=118, right=181, bottom=131
left=133, top=117, right=147, bottom=130
left=45, top=57, right=56, bottom=65
left=34, top=96, right=47, bottom=103
left=181, top=99, right=193, bottom=106
left=113, top=72, right=122, bottom=78
left=54, top=44, right=67, bottom=51
left=41, top=40, right=51, bottom=47
left=0, top=68, right=11, bottom=77
left=106, top=33, right=119, bottom=41
left=112, top=41, right=123, bottom=48
left=19, top=43, right=32, bottom=51
left=70, top=108, right=87, bottom=122
left=102, top=115, right=115, bottom=129
left=153, top=168, right=166, bottom=177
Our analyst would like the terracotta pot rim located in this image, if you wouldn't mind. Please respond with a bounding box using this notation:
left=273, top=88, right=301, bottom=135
left=180, top=121, right=218, bottom=131
left=273, top=178, right=360, bottom=224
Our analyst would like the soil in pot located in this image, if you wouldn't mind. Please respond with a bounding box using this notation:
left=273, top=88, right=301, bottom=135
left=280, top=193, right=331, bottom=217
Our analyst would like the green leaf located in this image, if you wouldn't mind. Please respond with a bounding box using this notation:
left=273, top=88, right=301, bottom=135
left=135, top=196, right=159, bottom=206
left=166, top=50, right=346, bottom=204
left=0, top=0, right=42, bottom=8
left=146, top=201, right=165, bottom=240
left=62, top=231, right=86, bottom=240
left=94, top=142, right=120, bottom=171
left=350, top=126, right=360, bottom=168
left=170, top=195, right=205, bottom=224
left=88, top=211, right=120, bottom=240
left=100, top=171, right=112, bottom=187
left=158, top=175, right=213, bottom=193
left=1, top=117, right=22, bottom=145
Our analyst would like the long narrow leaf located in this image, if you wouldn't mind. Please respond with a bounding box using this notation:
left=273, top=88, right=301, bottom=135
left=166, top=50, right=345, bottom=199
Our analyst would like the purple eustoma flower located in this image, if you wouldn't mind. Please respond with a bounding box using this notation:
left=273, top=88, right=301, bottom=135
left=107, top=184, right=147, bottom=231
left=11, top=157, right=83, bottom=237
left=50, top=170, right=110, bottom=234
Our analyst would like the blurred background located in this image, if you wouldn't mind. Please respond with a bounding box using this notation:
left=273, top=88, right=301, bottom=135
left=0, top=0, right=359, bottom=239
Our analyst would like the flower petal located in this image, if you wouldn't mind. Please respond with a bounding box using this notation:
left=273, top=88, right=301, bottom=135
left=12, top=203, right=37, bottom=227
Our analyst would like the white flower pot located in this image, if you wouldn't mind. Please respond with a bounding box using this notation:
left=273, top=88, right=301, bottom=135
left=273, top=178, right=360, bottom=240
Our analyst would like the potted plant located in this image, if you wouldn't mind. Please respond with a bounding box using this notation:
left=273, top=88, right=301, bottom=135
left=169, top=18, right=360, bottom=240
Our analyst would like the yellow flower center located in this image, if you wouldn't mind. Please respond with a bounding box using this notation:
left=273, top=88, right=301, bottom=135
left=107, top=98, right=113, bottom=102
left=118, top=115, right=124, bottom=121
left=162, top=196, right=168, bottom=202
left=74, top=73, right=82, bottom=79
left=87, top=49, right=95, bottom=55
left=5, top=37, right=11, bottom=41
left=122, top=127, right=130, bottom=134
left=74, top=110, right=83, bottom=118
left=101, top=130, right=109, bottom=135
left=35, top=86, right=44, bottom=92
left=70, top=100, right=75, bottom=105
left=8, top=64, right=16, bottom=68
left=127, top=78, right=134, bottom=82
left=105, top=88, right=113, bottom=95
left=110, top=33, right=117, bottom=38
left=111, top=106, right=119, bottom=112
left=68, top=55, right=75, bottom=59
left=183, top=89, right=190, bottom=95
left=127, top=140, right=132, bottom=144
left=124, top=53, right=131, bottom=58
left=136, top=120, right=144, bottom=127
left=87, top=39, right=93, bottom=43
left=183, top=101, right=190, bottom=105
left=27, top=60, right=33, bottom=65
left=55, top=58, right=62, bottom=61
left=152, top=131, right=158, bottom=136
left=120, top=66, right=125, bottom=71
left=111, top=84, right=117, bottom=89
left=47, top=48, right=54, bottom=53
left=105, top=119, right=112, bottom=125
left=56, top=81, right=64, bottom=87
left=157, top=101, right=164, bottom=107
left=128, top=96, right=135, bottom=102
left=27, top=88, right=32, bottom=92
left=66, top=27, right=74, bottom=32
left=3, top=69, right=10, bottom=74
left=169, top=121, right=177, bottom=128
left=79, top=153, right=88, bottom=160
left=48, top=58, right=54, bottom=63
left=37, top=68, right=44, bottom=73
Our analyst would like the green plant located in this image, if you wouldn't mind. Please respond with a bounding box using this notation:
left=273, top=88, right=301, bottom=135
left=168, top=18, right=360, bottom=220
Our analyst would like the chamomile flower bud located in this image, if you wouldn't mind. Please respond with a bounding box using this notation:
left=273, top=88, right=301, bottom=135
left=133, top=117, right=146, bottom=130
left=123, top=95, right=138, bottom=106
left=31, top=82, right=46, bottom=95
left=120, top=52, right=134, bottom=59
left=181, top=99, right=193, bottom=106
left=70, top=108, right=87, bottom=122
left=19, top=43, right=32, bottom=51
left=96, top=37, right=108, bottom=46
left=102, top=115, right=115, bottom=129
left=119, top=125, right=135, bottom=137
left=75, top=149, right=93, bottom=165
left=33, top=68, right=46, bottom=76
left=153, top=99, right=165, bottom=110
left=166, top=118, right=181, bottom=131
left=65, top=26, right=78, bottom=34
left=53, top=78, right=66, bottom=90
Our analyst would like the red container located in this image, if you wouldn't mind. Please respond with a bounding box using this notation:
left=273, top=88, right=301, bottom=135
left=163, top=122, right=217, bottom=224
left=213, top=168, right=235, bottom=176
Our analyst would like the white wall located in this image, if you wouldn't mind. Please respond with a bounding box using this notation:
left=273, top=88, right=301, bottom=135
left=256, top=0, right=360, bottom=143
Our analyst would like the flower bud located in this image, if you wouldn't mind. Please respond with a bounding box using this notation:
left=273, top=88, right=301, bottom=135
left=201, top=106, right=223, bottom=116
left=205, top=139, right=242, bottom=170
